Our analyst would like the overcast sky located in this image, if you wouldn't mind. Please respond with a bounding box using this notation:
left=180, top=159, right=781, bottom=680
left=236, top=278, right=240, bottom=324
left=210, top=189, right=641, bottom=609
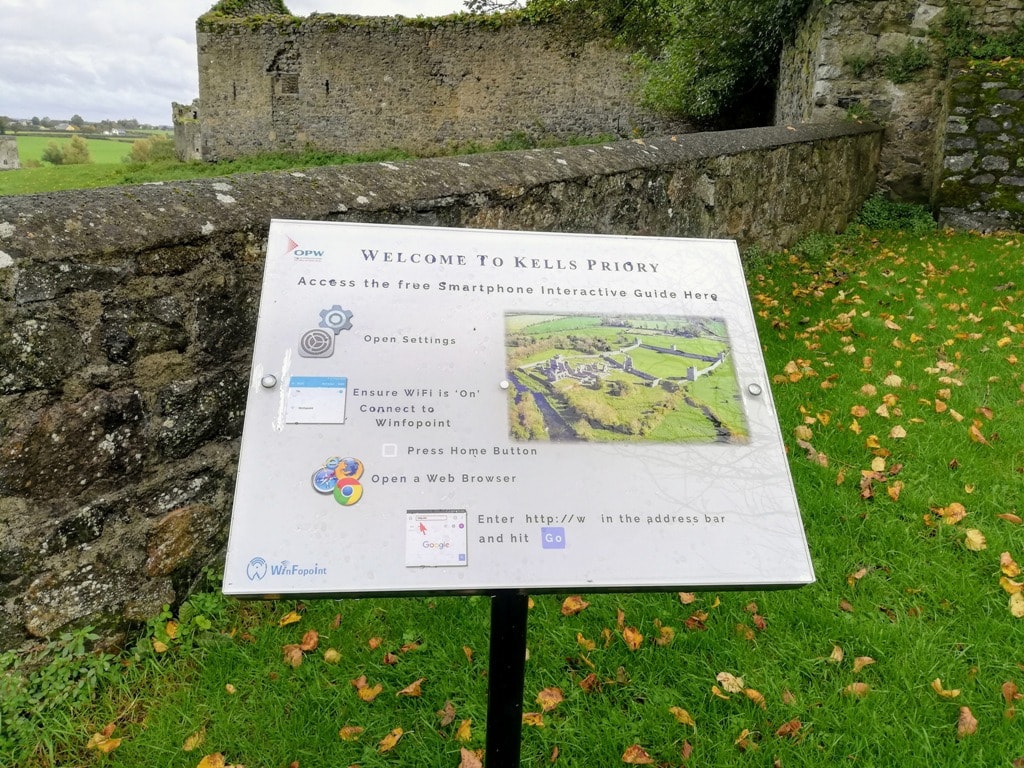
left=0, top=0, right=468, bottom=127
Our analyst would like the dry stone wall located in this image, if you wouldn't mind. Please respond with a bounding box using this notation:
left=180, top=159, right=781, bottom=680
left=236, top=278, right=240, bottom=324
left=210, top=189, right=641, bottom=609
left=776, top=0, right=1022, bottom=203
left=195, top=14, right=689, bottom=161
left=936, top=59, right=1024, bottom=230
left=0, top=123, right=881, bottom=652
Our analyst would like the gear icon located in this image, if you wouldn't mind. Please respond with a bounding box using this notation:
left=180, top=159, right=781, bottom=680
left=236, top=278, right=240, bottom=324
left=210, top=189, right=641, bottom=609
left=318, top=304, right=354, bottom=334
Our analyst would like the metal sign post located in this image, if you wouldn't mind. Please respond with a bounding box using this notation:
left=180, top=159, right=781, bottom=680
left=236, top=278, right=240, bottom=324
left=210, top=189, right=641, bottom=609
left=223, top=221, right=814, bottom=762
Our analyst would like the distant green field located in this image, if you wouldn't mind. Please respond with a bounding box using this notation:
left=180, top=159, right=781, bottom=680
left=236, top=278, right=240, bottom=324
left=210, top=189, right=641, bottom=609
left=15, top=134, right=136, bottom=164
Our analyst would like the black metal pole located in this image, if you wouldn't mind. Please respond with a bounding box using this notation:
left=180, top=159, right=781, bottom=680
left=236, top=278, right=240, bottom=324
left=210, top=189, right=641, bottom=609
left=485, top=590, right=530, bottom=768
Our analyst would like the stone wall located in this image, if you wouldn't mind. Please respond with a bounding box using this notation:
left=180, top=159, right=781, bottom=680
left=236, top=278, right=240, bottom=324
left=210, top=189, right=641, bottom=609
left=776, top=0, right=1022, bottom=202
left=0, top=136, right=19, bottom=170
left=0, top=122, right=882, bottom=652
left=936, top=59, right=1024, bottom=230
left=172, top=100, right=202, bottom=162
left=194, top=14, right=689, bottom=161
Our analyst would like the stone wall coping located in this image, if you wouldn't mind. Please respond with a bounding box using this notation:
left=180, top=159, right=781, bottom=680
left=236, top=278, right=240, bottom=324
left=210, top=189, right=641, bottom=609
left=0, top=122, right=882, bottom=264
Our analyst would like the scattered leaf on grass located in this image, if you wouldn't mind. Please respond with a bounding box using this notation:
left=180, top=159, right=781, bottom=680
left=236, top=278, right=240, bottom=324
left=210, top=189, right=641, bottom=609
left=577, top=632, right=596, bottom=651
left=225, top=683, right=237, bottom=694
left=669, top=706, right=696, bottom=728
left=522, top=712, right=545, bottom=727
left=957, top=707, right=978, bottom=739
left=776, top=719, right=802, bottom=738
left=323, top=648, right=341, bottom=665
left=377, top=727, right=403, bottom=753
left=183, top=727, right=206, bottom=752
left=853, top=656, right=876, bottom=673
left=847, top=567, right=868, bottom=587
left=716, top=672, right=744, bottom=693
left=711, top=685, right=731, bottom=700
left=830, top=645, right=845, bottom=664
left=843, top=682, right=870, bottom=698
left=459, top=747, right=484, bottom=768
left=744, top=688, right=767, bottom=709
left=551, top=745, right=560, bottom=762
left=580, top=673, right=601, bottom=692
left=681, top=740, right=693, bottom=761
left=278, top=611, right=302, bottom=627
left=1002, top=552, right=1022, bottom=577
left=86, top=724, right=122, bottom=754
left=196, top=755, right=226, bottom=768
left=965, top=529, right=987, bottom=551
left=367, top=636, right=383, bottom=650
left=1009, top=592, right=1024, bottom=618
left=456, top=719, right=472, bottom=742
left=932, top=678, right=961, bottom=698
left=1003, top=681, right=1021, bottom=706
left=561, top=595, right=590, bottom=616
left=536, top=687, right=564, bottom=712
left=678, top=592, right=696, bottom=605
left=623, top=627, right=643, bottom=650
left=622, top=744, right=655, bottom=764
left=734, top=728, right=757, bottom=752
left=936, top=502, right=968, bottom=525
left=298, top=629, right=318, bottom=652
left=463, top=646, right=474, bottom=663
left=339, top=726, right=364, bottom=741
left=997, top=513, right=1023, bottom=525
left=437, top=701, right=457, bottom=727
left=397, top=677, right=425, bottom=697
left=153, top=639, right=168, bottom=653
left=655, top=624, right=675, bottom=646
left=969, top=422, right=990, bottom=445
left=282, top=644, right=303, bottom=669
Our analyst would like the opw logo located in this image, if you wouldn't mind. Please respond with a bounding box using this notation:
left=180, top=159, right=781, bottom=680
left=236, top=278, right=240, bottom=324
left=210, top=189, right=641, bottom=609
left=283, top=235, right=326, bottom=261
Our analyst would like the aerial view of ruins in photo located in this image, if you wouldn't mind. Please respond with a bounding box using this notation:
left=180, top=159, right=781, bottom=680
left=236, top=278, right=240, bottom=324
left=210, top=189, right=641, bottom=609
left=505, top=313, right=749, bottom=444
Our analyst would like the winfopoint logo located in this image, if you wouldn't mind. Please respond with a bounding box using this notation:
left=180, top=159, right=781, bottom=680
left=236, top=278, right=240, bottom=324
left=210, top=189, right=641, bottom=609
left=246, top=557, right=327, bottom=581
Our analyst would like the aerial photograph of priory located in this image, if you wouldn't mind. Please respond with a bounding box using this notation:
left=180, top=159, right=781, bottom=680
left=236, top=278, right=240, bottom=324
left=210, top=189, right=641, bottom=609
left=505, top=313, right=749, bottom=443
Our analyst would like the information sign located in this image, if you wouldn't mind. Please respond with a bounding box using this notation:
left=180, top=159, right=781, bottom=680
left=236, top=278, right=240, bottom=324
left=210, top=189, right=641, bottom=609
left=223, top=222, right=814, bottom=596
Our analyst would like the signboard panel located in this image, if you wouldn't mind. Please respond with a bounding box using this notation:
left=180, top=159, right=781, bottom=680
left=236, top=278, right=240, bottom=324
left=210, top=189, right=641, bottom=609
left=223, top=221, right=814, bottom=596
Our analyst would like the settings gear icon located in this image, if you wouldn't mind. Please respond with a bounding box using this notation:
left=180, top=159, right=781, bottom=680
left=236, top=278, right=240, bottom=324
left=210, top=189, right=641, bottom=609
left=318, top=304, right=354, bottom=334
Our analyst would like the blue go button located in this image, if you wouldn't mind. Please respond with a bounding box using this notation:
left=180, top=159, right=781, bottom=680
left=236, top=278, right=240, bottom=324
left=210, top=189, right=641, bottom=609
left=541, top=527, right=566, bottom=549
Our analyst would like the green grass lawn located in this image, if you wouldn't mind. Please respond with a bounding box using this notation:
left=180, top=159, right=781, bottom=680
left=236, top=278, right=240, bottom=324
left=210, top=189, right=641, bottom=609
left=5, top=211, right=1024, bottom=767
left=15, top=134, right=137, bottom=165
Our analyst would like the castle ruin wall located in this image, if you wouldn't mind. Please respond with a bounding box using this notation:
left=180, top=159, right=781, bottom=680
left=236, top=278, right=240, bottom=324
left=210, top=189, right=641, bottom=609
left=196, top=15, right=689, bottom=161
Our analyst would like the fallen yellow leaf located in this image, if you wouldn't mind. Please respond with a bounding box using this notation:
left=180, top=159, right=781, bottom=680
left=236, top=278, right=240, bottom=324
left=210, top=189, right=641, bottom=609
left=456, top=718, right=472, bottom=742
left=932, top=678, right=961, bottom=698
left=196, top=755, right=226, bottom=768
left=536, top=687, right=564, bottom=712
left=1001, top=552, right=1022, bottom=577
left=377, top=727, right=404, bottom=753
left=183, top=727, right=206, bottom=752
left=669, top=706, right=696, bottom=727
left=522, top=712, right=545, bottom=727
left=459, top=747, right=484, bottom=768
left=357, top=683, right=383, bottom=702
left=621, top=744, right=655, bottom=764
left=853, top=656, right=876, bottom=673
left=843, top=682, right=870, bottom=698
left=338, top=725, right=364, bottom=741
left=397, top=677, right=426, bottom=697
left=743, top=688, right=767, bottom=709
left=561, top=595, right=590, bottom=616
left=964, top=529, right=987, bottom=551
left=716, top=672, right=744, bottom=693
left=278, top=611, right=302, bottom=627
left=622, top=626, right=643, bottom=651
left=957, top=707, right=978, bottom=739
left=1010, top=592, right=1024, bottom=618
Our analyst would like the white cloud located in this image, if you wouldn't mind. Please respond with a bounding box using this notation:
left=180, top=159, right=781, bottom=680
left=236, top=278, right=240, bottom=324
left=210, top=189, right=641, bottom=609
left=0, top=0, right=467, bottom=125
